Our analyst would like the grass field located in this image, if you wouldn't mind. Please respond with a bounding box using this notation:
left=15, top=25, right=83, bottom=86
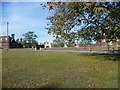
left=2, top=51, right=119, bottom=88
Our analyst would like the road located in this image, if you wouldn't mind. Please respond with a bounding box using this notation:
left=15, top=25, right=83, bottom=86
left=1, top=49, right=120, bottom=55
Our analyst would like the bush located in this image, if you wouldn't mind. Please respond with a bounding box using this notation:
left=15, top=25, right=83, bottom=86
left=0, top=47, right=3, bottom=49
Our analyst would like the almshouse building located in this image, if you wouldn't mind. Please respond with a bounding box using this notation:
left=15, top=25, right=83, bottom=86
left=97, top=39, right=120, bottom=47
left=0, top=34, right=23, bottom=48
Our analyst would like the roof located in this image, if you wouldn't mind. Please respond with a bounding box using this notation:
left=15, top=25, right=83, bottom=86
left=0, top=36, right=10, bottom=38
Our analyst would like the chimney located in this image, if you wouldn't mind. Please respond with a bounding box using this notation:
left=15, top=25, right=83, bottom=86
left=20, top=38, right=23, bottom=42
left=12, top=34, right=15, bottom=39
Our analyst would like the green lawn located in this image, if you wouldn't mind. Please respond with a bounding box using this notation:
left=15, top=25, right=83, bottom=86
left=2, top=51, right=119, bottom=88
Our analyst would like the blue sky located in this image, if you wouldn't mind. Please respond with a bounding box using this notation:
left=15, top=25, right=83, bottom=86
left=1, top=2, right=55, bottom=43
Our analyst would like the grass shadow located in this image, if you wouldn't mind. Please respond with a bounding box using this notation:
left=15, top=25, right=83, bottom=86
left=78, top=53, right=120, bottom=61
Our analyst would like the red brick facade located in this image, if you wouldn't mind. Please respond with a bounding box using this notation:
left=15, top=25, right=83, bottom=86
left=0, top=34, right=23, bottom=48
left=97, top=39, right=120, bottom=47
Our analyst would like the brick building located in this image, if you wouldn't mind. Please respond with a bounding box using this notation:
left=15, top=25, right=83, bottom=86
left=0, top=34, right=23, bottom=48
left=44, top=42, right=51, bottom=48
left=97, top=39, right=120, bottom=47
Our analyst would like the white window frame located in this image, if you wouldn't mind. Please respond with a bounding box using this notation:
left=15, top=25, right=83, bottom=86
left=5, top=38, right=8, bottom=41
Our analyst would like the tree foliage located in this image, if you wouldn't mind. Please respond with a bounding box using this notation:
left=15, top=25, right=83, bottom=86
left=52, top=37, right=65, bottom=47
left=41, top=2, right=120, bottom=43
left=22, top=31, right=38, bottom=48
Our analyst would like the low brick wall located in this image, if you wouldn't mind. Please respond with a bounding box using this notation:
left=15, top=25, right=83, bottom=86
left=1, top=47, right=120, bottom=51
left=45, top=47, right=120, bottom=50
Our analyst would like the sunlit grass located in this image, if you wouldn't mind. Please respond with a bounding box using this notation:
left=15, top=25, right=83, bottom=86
left=2, top=51, right=119, bottom=88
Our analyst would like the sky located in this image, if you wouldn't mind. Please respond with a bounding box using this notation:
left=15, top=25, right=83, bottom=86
left=1, top=2, right=55, bottom=43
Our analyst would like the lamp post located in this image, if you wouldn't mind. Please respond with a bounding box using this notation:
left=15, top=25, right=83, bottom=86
left=7, top=22, right=9, bottom=51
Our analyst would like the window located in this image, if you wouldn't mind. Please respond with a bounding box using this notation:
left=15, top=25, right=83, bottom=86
left=117, top=39, right=119, bottom=42
left=102, top=39, right=106, bottom=42
left=5, top=38, right=8, bottom=41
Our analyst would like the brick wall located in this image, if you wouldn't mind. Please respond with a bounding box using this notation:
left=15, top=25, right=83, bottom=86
left=0, top=35, right=23, bottom=48
left=0, top=36, right=10, bottom=48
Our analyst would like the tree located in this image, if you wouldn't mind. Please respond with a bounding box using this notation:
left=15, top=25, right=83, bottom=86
left=52, top=37, right=65, bottom=47
left=22, top=31, right=38, bottom=48
left=22, top=40, right=26, bottom=48
left=41, top=2, right=120, bottom=44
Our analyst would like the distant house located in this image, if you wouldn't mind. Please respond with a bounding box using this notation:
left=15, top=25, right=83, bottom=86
left=0, top=34, right=23, bottom=48
left=97, top=39, right=120, bottom=47
left=44, top=42, right=51, bottom=48
left=35, top=42, right=51, bottom=50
